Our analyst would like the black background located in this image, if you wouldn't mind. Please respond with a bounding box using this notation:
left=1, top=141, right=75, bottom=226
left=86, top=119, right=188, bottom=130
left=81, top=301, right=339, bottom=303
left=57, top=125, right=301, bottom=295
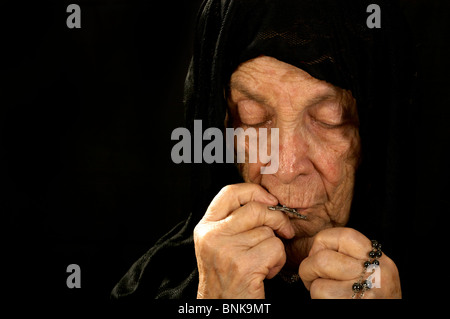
left=1, top=0, right=449, bottom=310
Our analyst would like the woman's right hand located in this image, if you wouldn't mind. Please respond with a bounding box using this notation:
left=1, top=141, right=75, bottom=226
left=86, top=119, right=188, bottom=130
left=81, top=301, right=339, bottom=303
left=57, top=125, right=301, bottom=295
left=193, top=183, right=295, bottom=299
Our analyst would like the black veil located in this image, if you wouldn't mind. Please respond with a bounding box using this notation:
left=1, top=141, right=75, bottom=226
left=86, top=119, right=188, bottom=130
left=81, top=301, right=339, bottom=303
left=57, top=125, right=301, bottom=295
left=111, top=0, right=416, bottom=300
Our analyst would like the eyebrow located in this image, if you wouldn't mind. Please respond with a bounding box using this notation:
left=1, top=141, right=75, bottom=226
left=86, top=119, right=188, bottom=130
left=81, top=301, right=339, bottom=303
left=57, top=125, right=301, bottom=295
left=228, top=81, right=272, bottom=107
left=229, top=80, right=340, bottom=109
left=306, top=93, right=339, bottom=107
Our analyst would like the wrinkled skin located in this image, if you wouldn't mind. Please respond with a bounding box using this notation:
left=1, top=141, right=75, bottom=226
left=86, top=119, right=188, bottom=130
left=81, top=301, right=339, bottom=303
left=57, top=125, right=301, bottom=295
left=194, top=56, right=401, bottom=299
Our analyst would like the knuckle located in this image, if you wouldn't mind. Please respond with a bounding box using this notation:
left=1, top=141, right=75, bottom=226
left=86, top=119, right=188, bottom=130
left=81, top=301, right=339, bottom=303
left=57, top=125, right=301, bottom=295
left=219, top=183, right=261, bottom=199
left=341, top=227, right=361, bottom=240
left=220, top=184, right=233, bottom=195
left=217, top=183, right=246, bottom=205
left=193, top=224, right=202, bottom=242
left=193, top=223, right=208, bottom=242
left=314, top=249, right=332, bottom=270
left=340, top=227, right=369, bottom=247
left=211, top=185, right=235, bottom=206
left=194, top=223, right=218, bottom=253
left=298, top=261, right=309, bottom=285
left=273, top=236, right=285, bottom=251
left=268, top=236, right=286, bottom=259
left=219, top=184, right=239, bottom=197
left=312, top=228, right=327, bottom=244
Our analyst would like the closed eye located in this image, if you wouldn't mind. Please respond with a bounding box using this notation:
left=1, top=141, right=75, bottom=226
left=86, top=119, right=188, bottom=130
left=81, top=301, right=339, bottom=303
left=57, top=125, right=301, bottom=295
left=240, top=119, right=273, bottom=128
left=313, top=118, right=344, bottom=129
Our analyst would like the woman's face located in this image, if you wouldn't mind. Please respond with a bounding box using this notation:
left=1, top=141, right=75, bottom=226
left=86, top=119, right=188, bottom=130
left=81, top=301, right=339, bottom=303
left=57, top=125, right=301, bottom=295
left=227, top=56, right=361, bottom=238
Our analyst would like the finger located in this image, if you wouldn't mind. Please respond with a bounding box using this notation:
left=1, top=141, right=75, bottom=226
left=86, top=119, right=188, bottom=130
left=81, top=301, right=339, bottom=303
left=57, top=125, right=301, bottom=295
left=204, top=183, right=278, bottom=222
left=247, top=236, right=286, bottom=279
left=309, top=278, right=353, bottom=299
left=224, top=201, right=294, bottom=239
left=299, top=249, right=362, bottom=290
left=309, top=227, right=372, bottom=260
left=234, top=226, right=275, bottom=248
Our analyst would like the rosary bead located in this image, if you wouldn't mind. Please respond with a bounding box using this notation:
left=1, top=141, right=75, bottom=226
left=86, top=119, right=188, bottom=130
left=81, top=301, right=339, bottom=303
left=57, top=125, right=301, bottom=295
left=364, top=280, right=373, bottom=289
left=352, top=240, right=383, bottom=298
left=352, top=283, right=362, bottom=292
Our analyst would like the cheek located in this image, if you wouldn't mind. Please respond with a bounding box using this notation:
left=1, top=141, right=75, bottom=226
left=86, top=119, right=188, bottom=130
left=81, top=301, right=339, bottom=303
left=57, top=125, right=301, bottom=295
left=310, top=133, right=360, bottom=186
left=314, top=151, right=342, bottom=185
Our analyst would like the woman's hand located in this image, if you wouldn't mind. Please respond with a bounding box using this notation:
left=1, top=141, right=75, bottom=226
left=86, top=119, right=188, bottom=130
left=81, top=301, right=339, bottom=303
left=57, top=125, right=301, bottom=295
left=298, top=227, right=402, bottom=299
left=193, top=183, right=295, bottom=299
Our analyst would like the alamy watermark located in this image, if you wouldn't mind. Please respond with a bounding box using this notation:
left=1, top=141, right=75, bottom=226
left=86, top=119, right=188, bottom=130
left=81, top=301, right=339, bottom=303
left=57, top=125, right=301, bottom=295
left=66, top=264, right=81, bottom=288
left=171, top=120, right=279, bottom=174
left=66, top=4, right=81, bottom=29
left=366, top=4, right=381, bottom=29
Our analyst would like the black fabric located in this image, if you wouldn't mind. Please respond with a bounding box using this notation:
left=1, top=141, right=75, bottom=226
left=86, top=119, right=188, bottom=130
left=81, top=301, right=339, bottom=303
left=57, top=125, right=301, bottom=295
left=112, top=0, right=416, bottom=300
left=112, top=214, right=199, bottom=300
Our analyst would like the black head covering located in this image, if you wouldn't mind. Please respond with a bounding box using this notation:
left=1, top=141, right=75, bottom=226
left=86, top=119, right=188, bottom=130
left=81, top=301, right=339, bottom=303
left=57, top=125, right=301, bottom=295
left=112, top=0, right=415, bottom=300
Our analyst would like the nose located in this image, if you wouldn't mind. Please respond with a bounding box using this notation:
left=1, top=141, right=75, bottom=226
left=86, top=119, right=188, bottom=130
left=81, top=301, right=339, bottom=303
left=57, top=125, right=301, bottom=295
left=273, top=129, right=313, bottom=184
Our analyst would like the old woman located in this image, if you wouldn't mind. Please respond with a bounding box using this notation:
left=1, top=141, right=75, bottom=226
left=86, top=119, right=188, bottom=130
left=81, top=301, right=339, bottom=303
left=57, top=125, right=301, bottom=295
left=112, top=0, right=415, bottom=300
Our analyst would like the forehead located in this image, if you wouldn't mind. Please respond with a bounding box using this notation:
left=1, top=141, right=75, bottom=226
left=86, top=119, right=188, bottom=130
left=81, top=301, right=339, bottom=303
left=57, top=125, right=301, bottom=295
left=229, top=56, right=340, bottom=105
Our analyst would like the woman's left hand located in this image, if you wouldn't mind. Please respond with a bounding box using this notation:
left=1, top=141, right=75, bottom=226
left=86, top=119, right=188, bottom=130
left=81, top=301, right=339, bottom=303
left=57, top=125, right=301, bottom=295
left=298, top=227, right=402, bottom=299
